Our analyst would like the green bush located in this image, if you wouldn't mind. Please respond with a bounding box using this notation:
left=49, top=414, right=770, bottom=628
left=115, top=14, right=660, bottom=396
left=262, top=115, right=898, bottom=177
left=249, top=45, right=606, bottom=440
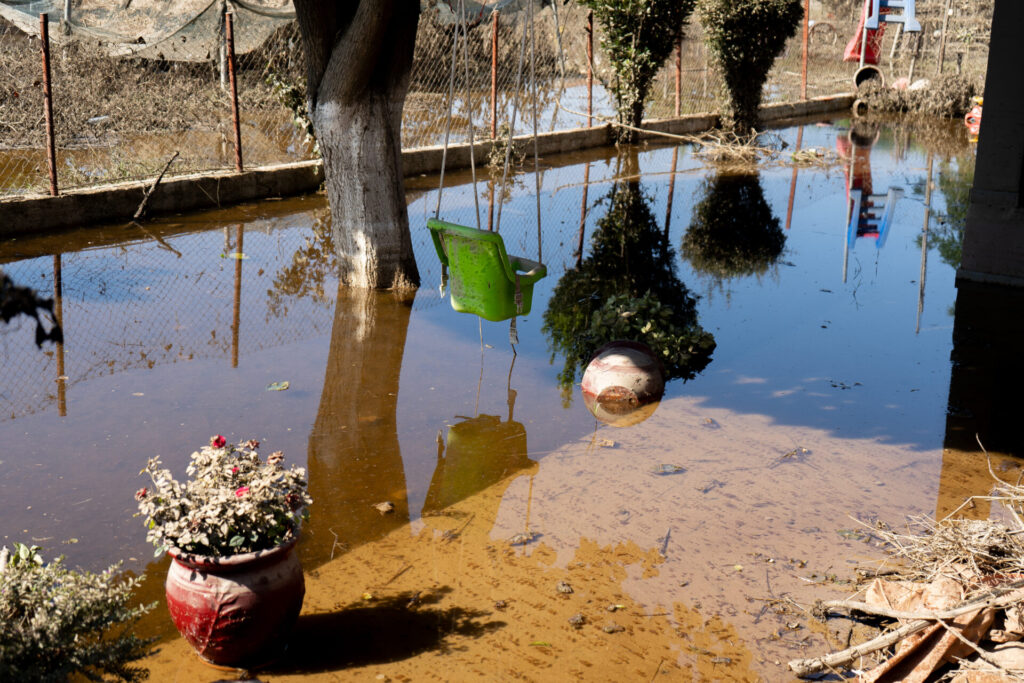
left=0, top=543, right=154, bottom=682
left=580, top=0, right=697, bottom=143
left=699, top=0, right=803, bottom=134
left=682, top=172, right=785, bottom=280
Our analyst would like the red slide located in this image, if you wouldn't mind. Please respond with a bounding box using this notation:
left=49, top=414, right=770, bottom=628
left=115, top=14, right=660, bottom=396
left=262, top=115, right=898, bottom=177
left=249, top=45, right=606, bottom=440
left=843, top=0, right=887, bottom=64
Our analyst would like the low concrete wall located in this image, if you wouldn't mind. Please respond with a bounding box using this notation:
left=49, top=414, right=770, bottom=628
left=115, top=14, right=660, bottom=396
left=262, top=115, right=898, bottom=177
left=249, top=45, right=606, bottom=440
left=0, top=94, right=853, bottom=237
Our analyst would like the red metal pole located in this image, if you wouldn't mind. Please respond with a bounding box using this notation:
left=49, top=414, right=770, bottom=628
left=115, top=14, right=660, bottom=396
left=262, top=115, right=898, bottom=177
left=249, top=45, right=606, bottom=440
left=491, top=10, right=498, bottom=139
left=225, top=12, right=243, bottom=172
left=674, top=36, right=682, bottom=117
left=801, top=0, right=810, bottom=100
left=785, top=126, right=804, bottom=230
left=586, top=10, right=593, bottom=128
left=39, top=14, right=58, bottom=196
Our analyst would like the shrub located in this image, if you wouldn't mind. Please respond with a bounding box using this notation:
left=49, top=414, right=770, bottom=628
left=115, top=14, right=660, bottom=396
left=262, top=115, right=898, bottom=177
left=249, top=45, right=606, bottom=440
left=0, top=543, right=154, bottom=682
left=580, top=0, right=697, bottom=143
left=699, top=0, right=803, bottom=134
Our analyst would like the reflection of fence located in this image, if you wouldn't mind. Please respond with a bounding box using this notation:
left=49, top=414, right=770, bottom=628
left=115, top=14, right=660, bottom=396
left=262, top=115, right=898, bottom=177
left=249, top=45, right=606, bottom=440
left=0, top=212, right=343, bottom=423
left=0, top=1, right=992, bottom=197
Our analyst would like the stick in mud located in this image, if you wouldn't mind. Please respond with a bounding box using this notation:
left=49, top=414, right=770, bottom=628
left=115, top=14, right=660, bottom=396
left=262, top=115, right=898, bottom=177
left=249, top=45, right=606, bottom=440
left=789, top=581, right=1024, bottom=677
left=133, top=151, right=179, bottom=222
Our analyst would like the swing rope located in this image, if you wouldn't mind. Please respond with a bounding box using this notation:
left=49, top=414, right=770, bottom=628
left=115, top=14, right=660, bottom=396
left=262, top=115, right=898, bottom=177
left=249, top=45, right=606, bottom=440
left=458, top=0, right=482, bottom=230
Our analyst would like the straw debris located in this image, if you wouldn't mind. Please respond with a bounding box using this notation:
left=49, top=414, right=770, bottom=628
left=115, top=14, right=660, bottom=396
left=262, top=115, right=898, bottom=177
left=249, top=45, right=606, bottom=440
left=857, top=74, right=977, bottom=118
left=790, top=444, right=1024, bottom=680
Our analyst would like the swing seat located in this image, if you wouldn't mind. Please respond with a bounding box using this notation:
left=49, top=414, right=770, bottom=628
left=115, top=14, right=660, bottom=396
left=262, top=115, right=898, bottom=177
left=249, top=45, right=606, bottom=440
left=428, top=218, right=547, bottom=322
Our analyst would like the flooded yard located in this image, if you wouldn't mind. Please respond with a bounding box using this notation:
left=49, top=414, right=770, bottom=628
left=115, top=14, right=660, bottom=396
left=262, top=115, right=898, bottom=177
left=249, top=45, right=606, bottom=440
left=2, top=117, right=1013, bottom=680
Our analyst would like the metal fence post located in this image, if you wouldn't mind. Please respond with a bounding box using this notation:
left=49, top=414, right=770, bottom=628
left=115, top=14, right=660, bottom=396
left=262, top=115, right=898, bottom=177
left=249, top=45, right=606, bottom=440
left=674, top=36, right=681, bottom=117
left=39, top=13, right=58, bottom=196
left=225, top=12, right=243, bottom=172
left=586, top=10, right=593, bottom=128
left=491, top=10, right=498, bottom=140
left=801, top=0, right=809, bottom=100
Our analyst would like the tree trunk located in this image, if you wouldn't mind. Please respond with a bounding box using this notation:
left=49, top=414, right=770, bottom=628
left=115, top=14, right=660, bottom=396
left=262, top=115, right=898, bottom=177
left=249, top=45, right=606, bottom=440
left=293, top=1, right=420, bottom=290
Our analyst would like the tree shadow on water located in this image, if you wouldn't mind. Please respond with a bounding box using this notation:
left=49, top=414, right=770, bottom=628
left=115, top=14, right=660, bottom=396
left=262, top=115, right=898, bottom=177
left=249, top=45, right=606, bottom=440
left=268, top=589, right=505, bottom=674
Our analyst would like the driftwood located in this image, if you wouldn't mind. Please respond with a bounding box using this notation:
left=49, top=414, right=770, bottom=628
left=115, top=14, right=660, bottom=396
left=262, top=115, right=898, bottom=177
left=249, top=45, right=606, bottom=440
left=132, top=151, right=179, bottom=221
left=789, top=582, right=1024, bottom=677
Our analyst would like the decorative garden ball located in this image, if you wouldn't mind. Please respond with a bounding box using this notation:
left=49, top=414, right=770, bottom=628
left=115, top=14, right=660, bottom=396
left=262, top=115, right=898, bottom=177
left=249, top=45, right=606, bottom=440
left=581, top=341, right=665, bottom=427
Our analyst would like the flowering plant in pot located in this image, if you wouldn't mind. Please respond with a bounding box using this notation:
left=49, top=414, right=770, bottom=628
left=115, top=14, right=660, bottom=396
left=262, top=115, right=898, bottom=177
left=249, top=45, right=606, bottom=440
left=137, top=435, right=312, bottom=668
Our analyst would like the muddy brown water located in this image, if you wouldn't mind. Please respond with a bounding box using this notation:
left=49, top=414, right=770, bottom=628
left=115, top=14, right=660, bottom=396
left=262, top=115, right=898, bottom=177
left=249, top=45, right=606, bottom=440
left=2, top=117, right=1019, bottom=681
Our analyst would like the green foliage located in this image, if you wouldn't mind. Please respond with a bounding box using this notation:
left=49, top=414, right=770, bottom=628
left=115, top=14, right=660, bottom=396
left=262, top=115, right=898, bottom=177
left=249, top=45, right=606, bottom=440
left=682, top=172, right=785, bottom=280
left=580, top=0, right=697, bottom=142
left=0, top=543, right=154, bottom=682
left=699, top=0, right=803, bottom=134
left=543, top=170, right=714, bottom=390
left=929, top=155, right=975, bottom=269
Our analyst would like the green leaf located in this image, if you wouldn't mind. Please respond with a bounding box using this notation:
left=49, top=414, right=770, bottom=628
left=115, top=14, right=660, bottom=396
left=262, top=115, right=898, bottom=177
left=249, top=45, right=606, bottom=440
left=154, top=545, right=166, bottom=558
left=229, top=535, right=245, bottom=548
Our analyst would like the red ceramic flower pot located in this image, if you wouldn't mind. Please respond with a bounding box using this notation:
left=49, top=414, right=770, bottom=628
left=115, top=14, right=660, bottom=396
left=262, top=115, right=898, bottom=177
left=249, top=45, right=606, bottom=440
left=165, top=536, right=304, bottom=667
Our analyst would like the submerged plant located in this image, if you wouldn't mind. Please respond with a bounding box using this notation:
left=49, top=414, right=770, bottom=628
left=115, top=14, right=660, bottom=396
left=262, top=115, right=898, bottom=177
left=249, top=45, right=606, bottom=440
left=0, top=543, right=154, bottom=682
left=682, top=172, right=785, bottom=280
left=699, top=0, right=803, bottom=134
left=138, top=436, right=311, bottom=557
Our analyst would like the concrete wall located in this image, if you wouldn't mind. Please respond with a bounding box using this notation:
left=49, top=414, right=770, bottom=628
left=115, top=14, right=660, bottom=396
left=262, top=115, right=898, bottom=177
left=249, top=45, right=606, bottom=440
left=0, top=94, right=853, bottom=238
left=960, top=0, right=1024, bottom=286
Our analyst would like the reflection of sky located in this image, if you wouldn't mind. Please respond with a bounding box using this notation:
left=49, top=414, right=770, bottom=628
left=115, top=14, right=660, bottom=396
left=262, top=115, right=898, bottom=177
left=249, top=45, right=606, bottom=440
left=0, top=120, right=969, bottom=576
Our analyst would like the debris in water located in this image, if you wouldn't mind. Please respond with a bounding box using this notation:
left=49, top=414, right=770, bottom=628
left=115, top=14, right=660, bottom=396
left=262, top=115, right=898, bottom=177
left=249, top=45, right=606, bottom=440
left=223, top=252, right=249, bottom=260
left=373, top=501, right=395, bottom=515
left=606, top=604, right=625, bottom=612
left=597, top=438, right=616, bottom=448
left=529, top=641, right=553, bottom=647
left=701, top=417, right=720, bottom=429
left=507, top=531, right=537, bottom=546
left=266, top=381, right=290, bottom=391
left=568, top=613, right=585, bottom=629
left=556, top=581, right=574, bottom=594
left=494, top=600, right=508, bottom=610
left=651, top=463, right=685, bottom=476
left=603, top=623, right=624, bottom=634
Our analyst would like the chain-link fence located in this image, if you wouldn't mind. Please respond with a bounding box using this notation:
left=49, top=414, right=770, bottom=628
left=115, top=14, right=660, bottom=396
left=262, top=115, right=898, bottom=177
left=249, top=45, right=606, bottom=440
left=0, top=0, right=992, bottom=198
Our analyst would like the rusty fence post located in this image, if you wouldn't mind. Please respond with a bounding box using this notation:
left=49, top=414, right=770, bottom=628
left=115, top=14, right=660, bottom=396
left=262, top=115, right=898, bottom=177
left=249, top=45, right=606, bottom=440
left=39, top=13, right=58, bottom=196
left=491, top=10, right=499, bottom=139
left=225, top=12, right=243, bottom=172
left=674, top=36, right=681, bottom=117
left=586, top=10, right=593, bottom=128
left=801, top=0, right=809, bottom=100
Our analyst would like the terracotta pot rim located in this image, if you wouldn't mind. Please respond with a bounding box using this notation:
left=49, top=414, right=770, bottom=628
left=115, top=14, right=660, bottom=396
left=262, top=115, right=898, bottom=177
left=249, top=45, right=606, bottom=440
left=168, top=533, right=299, bottom=570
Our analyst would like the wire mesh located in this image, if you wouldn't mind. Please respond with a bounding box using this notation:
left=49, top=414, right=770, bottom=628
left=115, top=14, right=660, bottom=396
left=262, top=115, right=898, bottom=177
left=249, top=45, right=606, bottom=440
left=0, top=0, right=994, bottom=200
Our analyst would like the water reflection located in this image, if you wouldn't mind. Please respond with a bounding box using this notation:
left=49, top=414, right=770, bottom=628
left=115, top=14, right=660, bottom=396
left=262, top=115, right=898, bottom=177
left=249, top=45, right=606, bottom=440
left=937, top=282, right=1024, bottom=520
left=928, top=155, right=974, bottom=270
left=305, top=287, right=415, bottom=565
left=680, top=171, right=786, bottom=282
left=543, top=150, right=714, bottom=393
left=424, top=356, right=535, bottom=515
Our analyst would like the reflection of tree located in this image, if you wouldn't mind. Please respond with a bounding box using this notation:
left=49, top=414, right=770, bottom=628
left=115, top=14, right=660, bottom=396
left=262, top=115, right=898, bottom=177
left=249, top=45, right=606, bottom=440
left=267, top=210, right=338, bottom=319
left=304, top=287, right=415, bottom=567
left=681, top=173, right=785, bottom=281
left=543, top=152, right=714, bottom=391
left=929, top=155, right=974, bottom=270
left=0, top=270, right=63, bottom=346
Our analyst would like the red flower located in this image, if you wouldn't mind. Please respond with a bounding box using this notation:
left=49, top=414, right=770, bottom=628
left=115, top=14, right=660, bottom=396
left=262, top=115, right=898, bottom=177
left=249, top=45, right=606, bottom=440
left=134, top=487, right=148, bottom=501
left=231, top=467, right=238, bottom=474
left=234, top=486, right=250, bottom=497
left=211, top=435, right=227, bottom=448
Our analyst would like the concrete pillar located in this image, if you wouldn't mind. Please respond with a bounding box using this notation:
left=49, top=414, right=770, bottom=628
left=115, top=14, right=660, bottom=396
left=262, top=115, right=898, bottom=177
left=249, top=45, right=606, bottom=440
left=960, top=0, right=1024, bottom=286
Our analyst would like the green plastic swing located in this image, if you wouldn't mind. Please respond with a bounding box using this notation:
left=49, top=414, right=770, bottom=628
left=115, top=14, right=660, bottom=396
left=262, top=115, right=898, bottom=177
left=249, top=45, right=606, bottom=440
left=428, top=219, right=546, bottom=322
